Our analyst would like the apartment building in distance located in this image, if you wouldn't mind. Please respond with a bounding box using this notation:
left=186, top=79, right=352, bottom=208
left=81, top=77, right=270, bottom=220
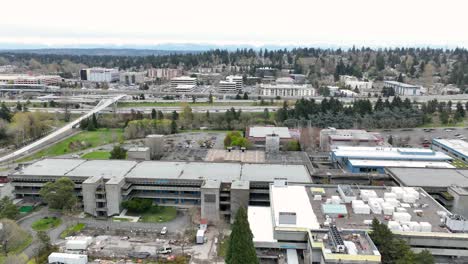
left=80, top=68, right=119, bottom=83
left=170, top=76, right=197, bottom=90
left=259, top=77, right=315, bottom=97
left=383, top=81, right=421, bottom=96
left=0, top=74, right=62, bottom=86
left=147, top=68, right=182, bottom=80
left=119, top=72, right=145, bottom=85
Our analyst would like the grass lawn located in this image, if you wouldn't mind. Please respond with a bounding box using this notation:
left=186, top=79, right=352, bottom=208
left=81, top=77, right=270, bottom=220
left=60, top=223, right=86, bottom=239
left=81, top=151, right=110, bottom=159
left=17, top=128, right=123, bottom=162
left=31, top=217, right=62, bottom=231
left=136, top=206, right=177, bottom=223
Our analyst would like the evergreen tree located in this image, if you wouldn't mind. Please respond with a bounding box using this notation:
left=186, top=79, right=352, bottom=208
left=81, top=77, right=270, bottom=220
left=92, top=113, right=98, bottom=128
left=243, top=92, right=249, bottom=100
left=263, top=108, right=270, bottom=120
left=0, top=102, right=11, bottom=122
left=208, top=92, right=214, bottom=104
left=171, top=111, right=179, bottom=121
left=109, top=145, right=127, bottom=159
left=226, top=207, right=258, bottom=264
left=151, top=108, right=157, bottom=119
left=15, top=102, right=22, bottom=111
left=170, top=120, right=178, bottom=134
left=158, top=110, right=164, bottom=120
left=87, top=118, right=96, bottom=131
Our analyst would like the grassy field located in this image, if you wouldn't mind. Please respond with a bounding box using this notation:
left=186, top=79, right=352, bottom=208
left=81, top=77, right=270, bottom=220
left=60, top=223, right=86, bottom=239
left=17, top=128, right=123, bottom=162
left=81, top=151, right=111, bottom=159
left=138, top=206, right=177, bottom=223
left=31, top=217, right=62, bottom=231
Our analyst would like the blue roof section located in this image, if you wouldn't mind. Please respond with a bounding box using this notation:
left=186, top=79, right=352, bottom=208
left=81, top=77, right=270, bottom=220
left=322, top=204, right=348, bottom=215
left=331, top=146, right=452, bottom=161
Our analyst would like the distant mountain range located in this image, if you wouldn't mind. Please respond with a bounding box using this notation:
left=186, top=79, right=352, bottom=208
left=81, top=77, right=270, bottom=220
left=0, top=43, right=459, bottom=56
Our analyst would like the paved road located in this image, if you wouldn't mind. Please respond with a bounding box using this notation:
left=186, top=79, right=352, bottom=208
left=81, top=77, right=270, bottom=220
left=0, top=94, right=125, bottom=163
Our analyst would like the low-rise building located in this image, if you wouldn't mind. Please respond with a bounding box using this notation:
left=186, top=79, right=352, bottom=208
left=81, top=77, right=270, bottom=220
left=0, top=74, right=62, bottom=85
left=331, top=146, right=452, bottom=173
left=319, top=128, right=383, bottom=151
left=432, top=138, right=468, bottom=162
left=383, top=81, right=421, bottom=96
left=259, top=77, right=315, bottom=97
left=247, top=126, right=299, bottom=149
left=340, top=75, right=373, bottom=91
left=127, top=147, right=150, bottom=160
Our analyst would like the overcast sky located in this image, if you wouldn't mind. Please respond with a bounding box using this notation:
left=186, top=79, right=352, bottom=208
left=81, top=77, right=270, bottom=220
left=0, top=0, right=467, bottom=48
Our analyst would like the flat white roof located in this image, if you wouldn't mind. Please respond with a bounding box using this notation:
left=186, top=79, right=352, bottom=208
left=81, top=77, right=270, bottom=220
left=348, top=159, right=455, bottom=169
left=248, top=206, right=276, bottom=243
left=270, top=185, right=320, bottom=230
left=18, top=159, right=86, bottom=176
left=384, top=81, right=420, bottom=88
left=433, top=139, right=468, bottom=158
left=249, top=126, right=291, bottom=138
left=332, top=146, right=452, bottom=161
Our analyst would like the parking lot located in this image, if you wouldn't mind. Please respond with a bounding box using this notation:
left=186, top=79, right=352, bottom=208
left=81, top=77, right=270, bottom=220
left=375, top=127, right=468, bottom=148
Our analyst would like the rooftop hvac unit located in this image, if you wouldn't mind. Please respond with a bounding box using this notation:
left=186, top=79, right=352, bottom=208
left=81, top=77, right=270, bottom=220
left=329, top=225, right=346, bottom=253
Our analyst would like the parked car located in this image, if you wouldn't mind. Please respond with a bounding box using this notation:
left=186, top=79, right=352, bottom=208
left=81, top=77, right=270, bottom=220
left=160, top=226, right=167, bottom=235
left=158, top=247, right=172, bottom=254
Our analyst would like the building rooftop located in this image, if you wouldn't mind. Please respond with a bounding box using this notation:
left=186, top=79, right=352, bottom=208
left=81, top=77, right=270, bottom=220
left=387, top=167, right=468, bottom=188
left=14, top=159, right=311, bottom=184
left=248, top=126, right=291, bottom=139
left=248, top=206, right=276, bottom=243
left=242, top=164, right=311, bottom=183
left=433, top=138, right=468, bottom=158
left=348, top=159, right=455, bottom=169
left=332, top=146, right=452, bottom=161
left=384, top=81, right=420, bottom=88
left=308, top=185, right=452, bottom=232
left=270, top=185, right=320, bottom=230
left=66, top=160, right=138, bottom=179
left=127, top=147, right=149, bottom=152
left=18, top=158, right=85, bottom=176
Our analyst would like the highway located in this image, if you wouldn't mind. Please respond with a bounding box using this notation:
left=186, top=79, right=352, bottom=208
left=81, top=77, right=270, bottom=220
left=0, top=94, right=126, bottom=164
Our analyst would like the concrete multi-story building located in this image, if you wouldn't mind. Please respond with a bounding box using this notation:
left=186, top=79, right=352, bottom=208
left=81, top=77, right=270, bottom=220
left=319, top=128, right=383, bottom=151
left=248, top=183, right=468, bottom=263
left=170, top=76, right=197, bottom=89
left=340, top=75, right=373, bottom=91
left=80, top=68, right=119, bottom=83
left=383, top=81, right=421, bottom=96
left=259, top=77, right=315, bottom=97
left=119, top=72, right=145, bottom=85
left=9, top=158, right=312, bottom=223
left=218, top=75, right=243, bottom=93
left=126, top=147, right=150, bottom=160
left=147, top=68, right=182, bottom=80
left=0, top=74, right=62, bottom=85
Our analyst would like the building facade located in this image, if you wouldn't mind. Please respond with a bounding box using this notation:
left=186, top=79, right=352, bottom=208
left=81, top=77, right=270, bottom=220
left=147, top=68, right=182, bottom=80
left=80, top=68, right=119, bottom=83
left=9, top=159, right=312, bottom=223
left=0, top=74, right=62, bottom=85
left=170, top=76, right=197, bottom=89
left=120, top=72, right=145, bottom=85
left=383, top=81, right=421, bottom=96
left=319, top=128, right=383, bottom=151
left=259, top=77, right=315, bottom=97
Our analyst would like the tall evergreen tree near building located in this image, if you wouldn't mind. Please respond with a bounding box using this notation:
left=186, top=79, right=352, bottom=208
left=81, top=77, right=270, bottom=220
left=170, top=120, right=178, bottom=134
left=225, top=207, right=258, bottom=264
left=0, top=102, right=11, bottom=122
left=92, top=113, right=98, bottom=128
left=151, top=108, right=157, bottom=119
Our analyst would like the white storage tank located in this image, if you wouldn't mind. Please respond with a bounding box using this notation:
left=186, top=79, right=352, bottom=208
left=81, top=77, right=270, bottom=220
left=393, top=212, right=412, bottom=222
left=419, top=222, right=432, bottom=232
